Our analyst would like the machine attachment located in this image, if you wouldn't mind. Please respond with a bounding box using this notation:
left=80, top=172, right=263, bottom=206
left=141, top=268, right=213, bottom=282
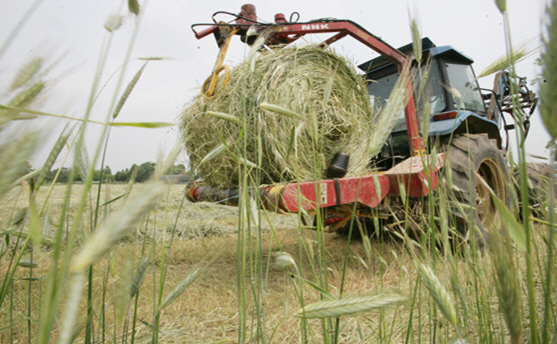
left=191, top=4, right=426, bottom=157
left=187, top=5, right=443, bottom=221
left=197, top=4, right=258, bottom=98
left=186, top=154, right=444, bottom=218
left=187, top=174, right=391, bottom=214
left=201, top=25, right=239, bottom=98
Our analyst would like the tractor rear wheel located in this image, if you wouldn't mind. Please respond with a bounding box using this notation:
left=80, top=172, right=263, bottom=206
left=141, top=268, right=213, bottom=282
left=442, top=134, right=510, bottom=247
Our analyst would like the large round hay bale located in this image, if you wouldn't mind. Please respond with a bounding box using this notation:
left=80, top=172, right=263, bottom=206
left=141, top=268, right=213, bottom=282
left=180, top=45, right=377, bottom=187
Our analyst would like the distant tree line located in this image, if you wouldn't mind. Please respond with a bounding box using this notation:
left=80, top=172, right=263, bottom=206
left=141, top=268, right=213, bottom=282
left=36, top=162, right=191, bottom=183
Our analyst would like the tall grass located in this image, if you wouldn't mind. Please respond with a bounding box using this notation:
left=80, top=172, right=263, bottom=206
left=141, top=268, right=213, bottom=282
left=0, top=2, right=199, bottom=344
left=1, top=1, right=556, bottom=344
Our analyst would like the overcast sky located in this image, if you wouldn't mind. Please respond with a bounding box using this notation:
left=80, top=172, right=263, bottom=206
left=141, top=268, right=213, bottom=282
left=0, top=0, right=551, bottom=172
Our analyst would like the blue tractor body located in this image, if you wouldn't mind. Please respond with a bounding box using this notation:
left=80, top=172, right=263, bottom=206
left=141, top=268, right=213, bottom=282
left=359, top=38, right=510, bottom=168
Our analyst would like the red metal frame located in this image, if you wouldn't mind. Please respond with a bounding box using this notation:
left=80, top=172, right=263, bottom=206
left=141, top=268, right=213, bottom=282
left=278, top=175, right=390, bottom=212
left=193, top=18, right=425, bottom=156
left=384, top=154, right=445, bottom=197
left=187, top=153, right=445, bottom=214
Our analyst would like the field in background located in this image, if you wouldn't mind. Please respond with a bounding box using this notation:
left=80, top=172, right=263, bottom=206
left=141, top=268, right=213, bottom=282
left=0, top=184, right=297, bottom=242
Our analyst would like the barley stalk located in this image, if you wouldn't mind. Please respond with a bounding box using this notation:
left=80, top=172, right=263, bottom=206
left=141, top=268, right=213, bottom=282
left=115, top=255, right=134, bottom=329
left=0, top=131, right=37, bottom=200
left=410, top=16, right=422, bottom=63
left=294, top=293, right=406, bottom=319
left=3, top=227, right=57, bottom=247
left=7, top=81, right=44, bottom=108
left=205, top=111, right=241, bottom=124
left=0, top=104, right=175, bottom=128
left=138, top=57, right=164, bottom=61
left=368, top=61, right=412, bottom=157
left=273, top=252, right=298, bottom=270
left=71, top=182, right=165, bottom=272
left=260, top=103, right=302, bottom=119
left=130, top=257, right=150, bottom=297
left=541, top=0, right=557, bottom=139
left=495, top=0, right=507, bottom=13
left=113, top=62, right=148, bottom=119
left=35, top=132, right=70, bottom=190
left=157, top=267, right=201, bottom=312
left=237, top=157, right=258, bottom=168
left=104, top=14, right=124, bottom=32
left=198, top=142, right=228, bottom=167
left=418, top=263, right=458, bottom=327
left=57, top=272, right=85, bottom=344
left=73, top=142, right=89, bottom=185
left=153, top=143, right=182, bottom=180
left=128, top=0, right=140, bottom=15
left=109, top=121, right=176, bottom=128
left=0, top=104, right=105, bottom=125
left=10, top=57, right=43, bottom=91
left=28, top=200, right=41, bottom=249
left=477, top=40, right=538, bottom=78
left=17, top=260, right=38, bottom=268
left=489, top=234, right=523, bottom=344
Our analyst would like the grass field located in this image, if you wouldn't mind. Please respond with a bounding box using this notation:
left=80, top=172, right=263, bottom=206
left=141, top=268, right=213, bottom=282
left=0, top=183, right=554, bottom=343
left=0, top=184, right=296, bottom=241
left=0, top=184, right=300, bottom=343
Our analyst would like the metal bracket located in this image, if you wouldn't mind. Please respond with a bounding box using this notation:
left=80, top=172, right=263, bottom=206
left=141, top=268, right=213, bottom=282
left=202, top=24, right=239, bottom=98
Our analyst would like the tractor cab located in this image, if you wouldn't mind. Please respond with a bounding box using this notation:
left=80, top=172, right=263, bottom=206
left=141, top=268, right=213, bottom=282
left=360, top=38, right=502, bottom=169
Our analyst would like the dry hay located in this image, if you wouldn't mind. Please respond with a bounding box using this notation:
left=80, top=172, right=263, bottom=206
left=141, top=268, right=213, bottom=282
left=180, top=44, right=378, bottom=187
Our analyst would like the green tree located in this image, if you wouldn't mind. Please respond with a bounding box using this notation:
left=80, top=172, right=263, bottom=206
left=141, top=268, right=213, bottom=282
left=135, top=162, right=155, bottom=182
left=50, top=167, right=70, bottom=183
left=171, top=163, right=186, bottom=175
left=114, top=168, right=129, bottom=182
left=93, top=166, right=113, bottom=182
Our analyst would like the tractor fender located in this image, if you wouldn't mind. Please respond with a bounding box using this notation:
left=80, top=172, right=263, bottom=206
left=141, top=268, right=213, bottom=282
left=428, top=110, right=502, bottom=148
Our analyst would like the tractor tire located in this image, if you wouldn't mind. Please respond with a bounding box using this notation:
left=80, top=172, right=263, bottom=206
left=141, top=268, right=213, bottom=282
left=442, top=134, right=511, bottom=247
left=514, top=162, right=557, bottom=218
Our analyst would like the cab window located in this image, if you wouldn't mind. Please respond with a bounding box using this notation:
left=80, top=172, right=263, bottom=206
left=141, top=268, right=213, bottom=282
left=444, top=62, right=486, bottom=113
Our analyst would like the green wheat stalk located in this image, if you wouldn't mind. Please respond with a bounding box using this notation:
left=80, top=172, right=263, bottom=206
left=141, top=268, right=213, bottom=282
left=418, top=263, right=460, bottom=334
left=295, top=294, right=407, bottom=319
left=489, top=233, right=523, bottom=344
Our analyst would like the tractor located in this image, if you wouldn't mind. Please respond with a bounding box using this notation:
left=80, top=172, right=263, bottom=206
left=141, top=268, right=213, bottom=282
left=186, top=5, right=537, bottom=244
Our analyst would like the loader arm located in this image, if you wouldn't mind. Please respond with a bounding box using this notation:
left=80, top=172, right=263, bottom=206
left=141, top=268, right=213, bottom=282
left=192, top=15, right=425, bottom=156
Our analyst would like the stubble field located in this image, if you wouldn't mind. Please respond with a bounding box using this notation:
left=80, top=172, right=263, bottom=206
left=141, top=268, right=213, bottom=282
left=1, top=183, right=552, bottom=343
